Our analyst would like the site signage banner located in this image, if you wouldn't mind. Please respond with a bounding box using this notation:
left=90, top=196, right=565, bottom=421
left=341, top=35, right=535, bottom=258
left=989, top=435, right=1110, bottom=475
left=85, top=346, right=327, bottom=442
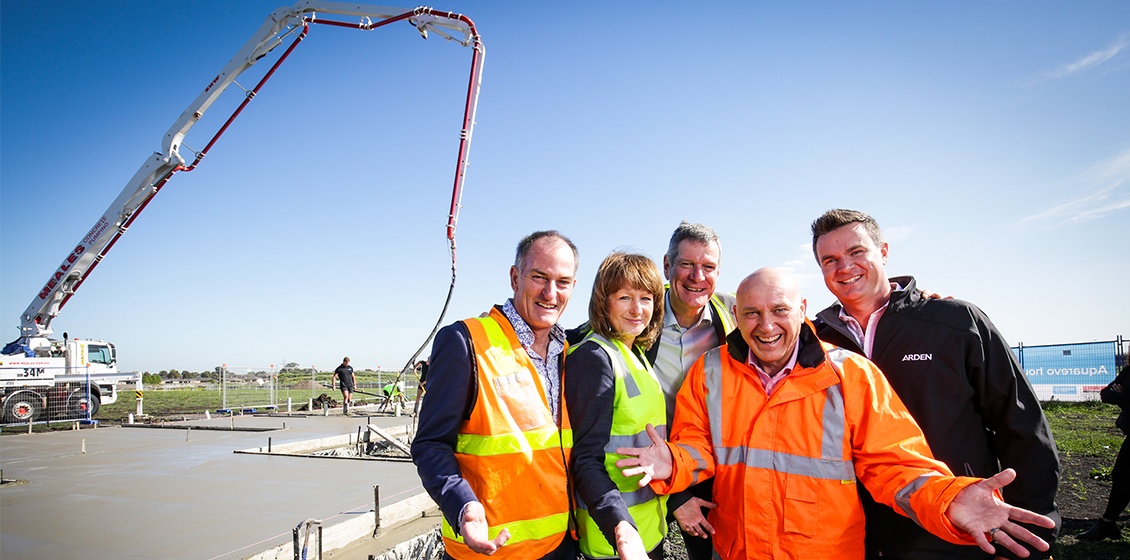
left=1013, top=341, right=1119, bottom=401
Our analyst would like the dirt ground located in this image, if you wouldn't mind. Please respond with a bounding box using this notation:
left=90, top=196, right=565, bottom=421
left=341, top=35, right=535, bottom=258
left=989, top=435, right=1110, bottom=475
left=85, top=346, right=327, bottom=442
left=1058, top=445, right=1124, bottom=532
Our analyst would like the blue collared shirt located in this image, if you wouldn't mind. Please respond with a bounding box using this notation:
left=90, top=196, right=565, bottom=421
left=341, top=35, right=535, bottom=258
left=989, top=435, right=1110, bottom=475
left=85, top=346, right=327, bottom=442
left=653, top=292, right=723, bottom=428
left=502, top=299, right=567, bottom=424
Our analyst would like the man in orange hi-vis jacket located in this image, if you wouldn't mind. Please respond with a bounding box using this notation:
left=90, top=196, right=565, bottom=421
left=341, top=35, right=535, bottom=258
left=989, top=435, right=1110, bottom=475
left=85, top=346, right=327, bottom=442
left=615, top=268, right=1055, bottom=560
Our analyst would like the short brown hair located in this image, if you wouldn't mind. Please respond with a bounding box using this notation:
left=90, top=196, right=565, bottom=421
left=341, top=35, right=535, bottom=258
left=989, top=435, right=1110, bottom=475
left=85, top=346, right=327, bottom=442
left=588, top=252, right=665, bottom=350
left=515, top=230, right=579, bottom=273
left=810, top=208, right=884, bottom=259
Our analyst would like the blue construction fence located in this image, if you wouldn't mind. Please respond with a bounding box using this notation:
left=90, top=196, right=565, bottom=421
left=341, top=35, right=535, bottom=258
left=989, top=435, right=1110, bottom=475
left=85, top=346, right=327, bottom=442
left=1014, top=336, right=1127, bottom=402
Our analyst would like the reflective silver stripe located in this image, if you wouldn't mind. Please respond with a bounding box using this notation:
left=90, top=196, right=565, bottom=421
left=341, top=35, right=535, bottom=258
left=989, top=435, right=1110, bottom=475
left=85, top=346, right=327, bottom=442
left=821, top=385, right=846, bottom=460
left=704, top=346, right=856, bottom=480
left=821, top=346, right=852, bottom=465
left=715, top=446, right=856, bottom=480
left=576, top=484, right=660, bottom=510
left=621, top=484, right=659, bottom=507
left=702, top=348, right=724, bottom=451
left=676, top=443, right=709, bottom=485
left=621, top=369, right=642, bottom=398
left=825, top=346, right=852, bottom=373
left=605, top=425, right=668, bottom=453
left=895, top=472, right=943, bottom=527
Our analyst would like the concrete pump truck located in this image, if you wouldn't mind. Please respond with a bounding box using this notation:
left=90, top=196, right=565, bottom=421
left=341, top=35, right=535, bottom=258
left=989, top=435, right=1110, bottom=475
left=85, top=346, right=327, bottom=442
left=1, top=1, right=484, bottom=424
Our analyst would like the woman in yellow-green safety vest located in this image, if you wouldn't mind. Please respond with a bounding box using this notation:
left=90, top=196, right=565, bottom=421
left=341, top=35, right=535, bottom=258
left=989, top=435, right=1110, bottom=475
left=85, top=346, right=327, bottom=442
left=565, top=252, right=668, bottom=560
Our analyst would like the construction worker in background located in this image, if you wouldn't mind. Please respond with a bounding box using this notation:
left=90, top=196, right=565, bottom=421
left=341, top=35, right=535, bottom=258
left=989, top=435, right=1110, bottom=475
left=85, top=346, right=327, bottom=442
left=411, top=230, right=579, bottom=559
left=381, top=380, right=407, bottom=409
left=615, top=268, right=1056, bottom=560
left=331, top=357, right=355, bottom=405
left=809, top=208, right=1060, bottom=560
left=414, top=359, right=429, bottom=391
left=412, top=359, right=429, bottom=416
left=1079, top=363, right=1130, bottom=540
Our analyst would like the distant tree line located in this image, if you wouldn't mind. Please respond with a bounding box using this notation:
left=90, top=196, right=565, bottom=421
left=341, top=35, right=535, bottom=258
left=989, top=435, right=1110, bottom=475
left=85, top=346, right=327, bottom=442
left=140, top=369, right=217, bottom=385
left=138, top=363, right=395, bottom=386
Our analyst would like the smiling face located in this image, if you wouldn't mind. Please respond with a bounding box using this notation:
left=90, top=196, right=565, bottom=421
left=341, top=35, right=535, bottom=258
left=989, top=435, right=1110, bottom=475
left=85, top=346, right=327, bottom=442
left=589, top=252, right=666, bottom=349
left=606, top=287, right=655, bottom=347
left=814, top=222, right=891, bottom=315
left=733, top=268, right=806, bottom=376
left=510, top=236, right=577, bottom=337
left=663, top=239, right=720, bottom=325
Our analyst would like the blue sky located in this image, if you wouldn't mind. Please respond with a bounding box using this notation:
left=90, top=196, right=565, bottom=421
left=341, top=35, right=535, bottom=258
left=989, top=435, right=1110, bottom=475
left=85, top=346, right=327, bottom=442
left=2, top=1, right=1127, bottom=374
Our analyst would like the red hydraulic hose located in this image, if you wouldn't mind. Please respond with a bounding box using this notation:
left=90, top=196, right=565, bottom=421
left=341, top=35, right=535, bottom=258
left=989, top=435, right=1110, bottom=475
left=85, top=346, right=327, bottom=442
left=53, top=9, right=484, bottom=329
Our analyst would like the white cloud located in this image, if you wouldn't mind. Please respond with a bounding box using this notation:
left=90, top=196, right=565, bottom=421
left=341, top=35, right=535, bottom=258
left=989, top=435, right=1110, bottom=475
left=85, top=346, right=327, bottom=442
left=780, top=243, right=825, bottom=300
left=1029, top=35, right=1127, bottom=84
left=883, top=225, right=913, bottom=242
left=1019, top=147, right=1130, bottom=226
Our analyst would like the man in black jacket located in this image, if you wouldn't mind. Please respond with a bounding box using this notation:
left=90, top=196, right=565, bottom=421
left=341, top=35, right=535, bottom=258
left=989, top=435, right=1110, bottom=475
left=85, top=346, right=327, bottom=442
left=1079, top=363, right=1130, bottom=540
left=809, top=208, right=1060, bottom=560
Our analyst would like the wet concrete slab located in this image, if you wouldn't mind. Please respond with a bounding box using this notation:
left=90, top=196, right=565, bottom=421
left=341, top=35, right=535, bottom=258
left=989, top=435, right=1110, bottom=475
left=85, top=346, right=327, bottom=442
left=0, top=412, right=429, bottom=560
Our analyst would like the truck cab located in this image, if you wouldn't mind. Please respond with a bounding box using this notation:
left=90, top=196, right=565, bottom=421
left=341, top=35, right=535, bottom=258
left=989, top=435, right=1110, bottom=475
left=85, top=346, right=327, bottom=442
left=1, top=338, right=131, bottom=424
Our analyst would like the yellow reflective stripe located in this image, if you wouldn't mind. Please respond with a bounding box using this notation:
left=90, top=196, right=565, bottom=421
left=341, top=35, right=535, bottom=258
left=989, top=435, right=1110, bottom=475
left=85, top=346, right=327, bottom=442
left=473, top=315, right=511, bottom=348
left=442, top=511, right=570, bottom=544
left=710, top=293, right=736, bottom=333
left=457, top=427, right=573, bottom=456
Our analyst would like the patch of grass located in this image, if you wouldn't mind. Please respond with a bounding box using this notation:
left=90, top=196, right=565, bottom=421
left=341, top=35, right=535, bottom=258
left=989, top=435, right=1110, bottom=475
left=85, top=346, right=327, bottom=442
left=1089, top=464, right=1114, bottom=481
left=95, top=381, right=419, bottom=420
left=1042, top=400, right=1122, bottom=454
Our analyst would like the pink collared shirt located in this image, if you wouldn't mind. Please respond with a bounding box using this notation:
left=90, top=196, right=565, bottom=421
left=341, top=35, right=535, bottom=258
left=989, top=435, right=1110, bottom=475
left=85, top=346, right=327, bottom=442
left=747, top=342, right=801, bottom=395
left=837, top=281, right=902, bottom=359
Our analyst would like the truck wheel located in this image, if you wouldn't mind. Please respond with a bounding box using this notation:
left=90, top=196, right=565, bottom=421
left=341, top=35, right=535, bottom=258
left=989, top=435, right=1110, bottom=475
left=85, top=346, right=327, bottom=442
left=3, top=391, right=44, bottom=423
left=47, top=387, right=71, bottom=420
left=67, top=389, right=101, bottom=419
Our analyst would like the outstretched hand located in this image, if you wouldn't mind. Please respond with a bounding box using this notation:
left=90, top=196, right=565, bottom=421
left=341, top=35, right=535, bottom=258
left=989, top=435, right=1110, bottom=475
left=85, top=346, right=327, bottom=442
left=461, top=501, right=510, bottom=555
left=945, top=469, right=1056, bottom=557
left=613, top=520, right=649, bottom=560
left=614, top=423, right=673, bottom=487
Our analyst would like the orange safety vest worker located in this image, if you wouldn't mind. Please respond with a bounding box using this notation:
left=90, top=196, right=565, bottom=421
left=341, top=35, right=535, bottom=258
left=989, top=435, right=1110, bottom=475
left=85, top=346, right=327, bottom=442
left=653, top=324, right=986, bottom=559
left=440, top=307, right=574, bottom=559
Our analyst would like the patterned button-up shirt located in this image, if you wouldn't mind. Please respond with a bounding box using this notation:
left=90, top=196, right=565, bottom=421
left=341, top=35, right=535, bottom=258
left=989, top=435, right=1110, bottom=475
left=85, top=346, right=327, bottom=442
left=502, top=299, right=566, bottom=424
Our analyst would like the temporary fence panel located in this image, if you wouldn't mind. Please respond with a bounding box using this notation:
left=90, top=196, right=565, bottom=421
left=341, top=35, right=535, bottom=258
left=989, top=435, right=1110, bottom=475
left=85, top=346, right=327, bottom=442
left=218, top=365, right=281, bottom=412
left=1013, top=339, right=1124, bottom=402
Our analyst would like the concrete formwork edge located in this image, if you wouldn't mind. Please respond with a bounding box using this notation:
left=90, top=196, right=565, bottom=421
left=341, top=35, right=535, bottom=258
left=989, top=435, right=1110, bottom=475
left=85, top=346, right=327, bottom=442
left=244, top=491, right=437, bottom=560
left=371, top=527, right=443, bottom=560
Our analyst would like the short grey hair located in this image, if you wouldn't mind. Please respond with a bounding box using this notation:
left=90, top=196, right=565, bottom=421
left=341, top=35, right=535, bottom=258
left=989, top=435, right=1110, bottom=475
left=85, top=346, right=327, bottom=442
left=664, top=221, right=721, bottom=267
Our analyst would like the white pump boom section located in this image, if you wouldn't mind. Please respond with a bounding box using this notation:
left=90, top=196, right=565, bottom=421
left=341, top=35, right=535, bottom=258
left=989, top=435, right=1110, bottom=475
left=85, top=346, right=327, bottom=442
left=12, top=1, right=483, bottom=353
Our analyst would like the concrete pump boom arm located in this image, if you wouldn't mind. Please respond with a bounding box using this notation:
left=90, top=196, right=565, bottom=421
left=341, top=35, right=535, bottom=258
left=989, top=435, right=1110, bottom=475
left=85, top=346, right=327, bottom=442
left=13, top=1, right=483, bottom=348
